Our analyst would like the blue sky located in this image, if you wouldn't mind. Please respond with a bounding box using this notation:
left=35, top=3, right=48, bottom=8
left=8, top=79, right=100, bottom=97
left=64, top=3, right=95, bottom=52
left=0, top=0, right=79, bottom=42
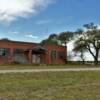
left=0, top=0, right=100, bottom=43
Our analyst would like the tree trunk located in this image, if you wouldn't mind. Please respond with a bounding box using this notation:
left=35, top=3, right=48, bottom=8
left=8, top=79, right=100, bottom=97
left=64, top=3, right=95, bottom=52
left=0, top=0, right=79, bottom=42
left=82, top=59, right=85, bottom=64
left=80, top=52, right=85, bottom=64
left=87, top=47, right=99, bottom=65
left=94, top=49, right=99, bottom=65
left=94, top=57, right=98, bottom=65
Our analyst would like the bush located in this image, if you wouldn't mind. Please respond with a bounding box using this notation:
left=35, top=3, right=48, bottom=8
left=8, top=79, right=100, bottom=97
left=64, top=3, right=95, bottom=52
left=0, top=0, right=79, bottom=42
left=10, top=61, right=20, bottom=64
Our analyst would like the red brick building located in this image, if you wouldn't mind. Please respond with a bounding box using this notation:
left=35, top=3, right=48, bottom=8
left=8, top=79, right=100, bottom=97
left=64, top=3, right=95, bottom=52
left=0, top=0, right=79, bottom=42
left=0, top=40, right=67, bottom=64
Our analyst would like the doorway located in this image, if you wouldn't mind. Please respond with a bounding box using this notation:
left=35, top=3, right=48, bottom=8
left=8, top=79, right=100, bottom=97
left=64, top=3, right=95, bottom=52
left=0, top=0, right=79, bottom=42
left=32, top=54, right=41, bottom=64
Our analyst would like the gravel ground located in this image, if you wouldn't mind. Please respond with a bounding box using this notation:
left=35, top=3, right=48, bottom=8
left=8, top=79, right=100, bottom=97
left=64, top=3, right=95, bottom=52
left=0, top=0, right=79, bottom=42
left=0, top=68, right=100, bottom=74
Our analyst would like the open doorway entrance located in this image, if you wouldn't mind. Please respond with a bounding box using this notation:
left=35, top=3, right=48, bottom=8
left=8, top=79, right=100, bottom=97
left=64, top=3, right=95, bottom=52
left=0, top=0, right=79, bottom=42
left=32, top=54, right=41, bottom=64
left=32, top=46, right=47, bottom=64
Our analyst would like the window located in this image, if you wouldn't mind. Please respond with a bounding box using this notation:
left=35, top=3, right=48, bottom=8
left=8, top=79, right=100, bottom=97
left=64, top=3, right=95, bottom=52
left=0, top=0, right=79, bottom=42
left=58, top=51, right=65, bottom=60
left=14, top=49, right=23, bottom=54
left=0, top=48, right=9, bottom=56
left=51, top=50, right=56, bottom=60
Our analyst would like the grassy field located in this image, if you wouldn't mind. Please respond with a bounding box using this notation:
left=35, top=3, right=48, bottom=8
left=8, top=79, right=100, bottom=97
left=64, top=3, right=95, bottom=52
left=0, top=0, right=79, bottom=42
left=0, top=63, right=99, bottom=69
left=0, top=72, right=100, bottom=99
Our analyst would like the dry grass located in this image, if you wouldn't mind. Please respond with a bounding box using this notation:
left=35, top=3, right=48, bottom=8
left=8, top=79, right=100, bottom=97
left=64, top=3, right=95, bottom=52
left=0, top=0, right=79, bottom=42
left=0, top=72, right=100, bottom=99
left=0, top=63, right=99, bottom=70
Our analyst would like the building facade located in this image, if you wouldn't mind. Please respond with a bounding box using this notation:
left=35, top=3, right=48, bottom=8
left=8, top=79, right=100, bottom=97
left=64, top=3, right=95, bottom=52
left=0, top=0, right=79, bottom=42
left=0, top=40, right=67, bottom=64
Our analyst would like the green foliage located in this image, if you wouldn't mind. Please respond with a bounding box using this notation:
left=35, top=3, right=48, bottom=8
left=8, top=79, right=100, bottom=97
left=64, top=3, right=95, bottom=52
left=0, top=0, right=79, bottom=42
left=0, top=38, right=11, bottom=41
left=41, top=33, right=59, bottom=45
left=11, top=61, right=20, bottom=64
left=75, top=28, right=84, bottom=35
left=41, top=32, right=74, bottom=46
left=57, top=32, right=74, bottom=46
left=74, top=23, right=100, bottom=65
left=40, top=22, right=100, bottom=65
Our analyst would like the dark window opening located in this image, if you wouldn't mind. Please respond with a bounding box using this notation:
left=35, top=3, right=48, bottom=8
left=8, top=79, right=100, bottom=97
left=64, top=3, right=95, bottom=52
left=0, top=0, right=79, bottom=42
left=0, top=48, right=9, bottom=56
left=58, top=51, right=65, bottom=60
left=51, top=50, right=56, bottom=60
left=14, top=49, right=24, bottom=54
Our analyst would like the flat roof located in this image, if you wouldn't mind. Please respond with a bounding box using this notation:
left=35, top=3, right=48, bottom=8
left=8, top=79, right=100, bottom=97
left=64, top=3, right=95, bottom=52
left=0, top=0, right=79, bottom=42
left=0, top=39, right=38, bottom=45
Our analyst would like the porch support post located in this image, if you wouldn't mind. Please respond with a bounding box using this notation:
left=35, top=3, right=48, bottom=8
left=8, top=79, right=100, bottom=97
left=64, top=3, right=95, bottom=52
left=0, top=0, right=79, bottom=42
left=9, top=48, right=14, bottom=63
left=29, top=50, right=32, bottom=64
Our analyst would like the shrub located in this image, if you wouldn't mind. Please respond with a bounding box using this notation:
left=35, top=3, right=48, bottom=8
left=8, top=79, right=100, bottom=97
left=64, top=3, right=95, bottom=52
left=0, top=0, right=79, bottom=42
left=10, top=61, right=20, bottom=64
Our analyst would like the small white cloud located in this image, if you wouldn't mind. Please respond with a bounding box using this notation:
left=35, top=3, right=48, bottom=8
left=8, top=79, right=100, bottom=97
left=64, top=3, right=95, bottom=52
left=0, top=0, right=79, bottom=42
left=25, top=34, right=38, bottom=39
left=36, top=20, right=51, bottom=25
left=0, top=0, right=52, bottom=23
left=8, top=31, right=19, bottom=34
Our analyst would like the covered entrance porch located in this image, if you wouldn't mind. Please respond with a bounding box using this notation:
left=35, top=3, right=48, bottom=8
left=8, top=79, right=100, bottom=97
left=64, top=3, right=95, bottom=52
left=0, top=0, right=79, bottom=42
left=12, top=46, right=47, bottom=64
left=31, top=46, right=47, bottom=64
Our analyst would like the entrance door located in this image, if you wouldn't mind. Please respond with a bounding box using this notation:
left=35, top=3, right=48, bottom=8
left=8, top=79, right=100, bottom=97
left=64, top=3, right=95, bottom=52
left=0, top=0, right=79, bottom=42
left=32, top=54, right=40, bottom=64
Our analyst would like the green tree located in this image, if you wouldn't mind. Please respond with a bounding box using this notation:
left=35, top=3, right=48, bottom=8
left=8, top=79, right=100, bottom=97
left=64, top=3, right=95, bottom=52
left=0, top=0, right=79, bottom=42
left=41, top=34, right=58, bottom=45
left=57, top=32, right=74, bottom=62
left=58, top=32, right=74, bottom=46
left=73, top=38, right=87, bottom=64
left=0, top=38, right=10, bottom=41
left=74, top=23, right=100, bottom=65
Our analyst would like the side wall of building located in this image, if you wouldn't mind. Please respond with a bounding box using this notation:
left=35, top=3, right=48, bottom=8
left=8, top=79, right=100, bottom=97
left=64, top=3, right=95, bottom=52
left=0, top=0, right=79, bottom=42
left=0, top=41, right=67, bottom=64
left=0, top=41, right=37, bottom=64
left=43, top=45, right=67, bottom=64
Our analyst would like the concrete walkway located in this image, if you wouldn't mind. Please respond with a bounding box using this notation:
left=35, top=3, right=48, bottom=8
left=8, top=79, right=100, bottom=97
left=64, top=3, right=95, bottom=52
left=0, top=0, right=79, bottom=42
left=0, top=68, right=100, bottom=74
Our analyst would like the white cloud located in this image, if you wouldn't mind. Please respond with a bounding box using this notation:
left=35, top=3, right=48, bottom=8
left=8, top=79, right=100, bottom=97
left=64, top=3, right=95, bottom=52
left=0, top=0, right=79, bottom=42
left=8, top=31, right=19, bottom=34
left=0, top=0, right=52, bottom=23
left=36, top=20, right=51, bottom=25
left=25, top=34, right=38, bottom=39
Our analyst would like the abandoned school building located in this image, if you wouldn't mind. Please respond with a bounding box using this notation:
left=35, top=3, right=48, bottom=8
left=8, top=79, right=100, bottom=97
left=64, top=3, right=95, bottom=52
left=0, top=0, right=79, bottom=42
left=0, top=40, right=67, bottom=64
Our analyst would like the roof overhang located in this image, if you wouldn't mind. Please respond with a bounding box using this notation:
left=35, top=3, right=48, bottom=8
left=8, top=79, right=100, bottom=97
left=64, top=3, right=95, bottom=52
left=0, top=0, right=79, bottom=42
left=31, top=46, right=47, bottom=54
